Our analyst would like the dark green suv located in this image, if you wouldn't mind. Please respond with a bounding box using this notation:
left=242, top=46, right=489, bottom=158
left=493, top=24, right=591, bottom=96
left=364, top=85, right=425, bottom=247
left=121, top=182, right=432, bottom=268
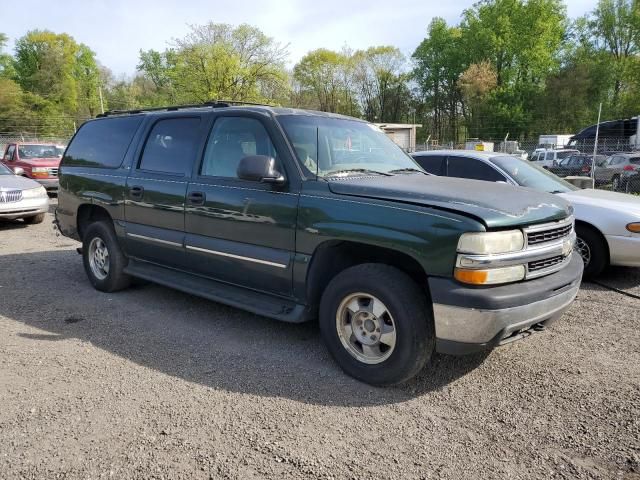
left=55, top=102, right=583, bottom=385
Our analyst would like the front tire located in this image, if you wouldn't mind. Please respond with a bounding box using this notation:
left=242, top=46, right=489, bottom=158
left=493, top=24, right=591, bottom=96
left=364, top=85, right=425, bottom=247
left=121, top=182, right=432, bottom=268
left=23, top=213, right=45, bottom=224
left=575, top=224, right=608, bottom=278
left=319, top=263, right=434, bottom=386
left=82, top=221, right=131, bottom=292
left=611, top=175, right=620, bottom=191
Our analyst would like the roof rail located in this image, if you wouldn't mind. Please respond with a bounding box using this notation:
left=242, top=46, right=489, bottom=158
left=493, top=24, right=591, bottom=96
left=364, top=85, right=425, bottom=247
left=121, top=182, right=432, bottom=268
left=96, top=99, right=274, bottom=118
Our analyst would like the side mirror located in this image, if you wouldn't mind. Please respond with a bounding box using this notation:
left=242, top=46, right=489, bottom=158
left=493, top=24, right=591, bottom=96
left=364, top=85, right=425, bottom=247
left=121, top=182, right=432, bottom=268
left=237, top=155, right=285, bottom=185
left=12, top=166, right=24, bottom=176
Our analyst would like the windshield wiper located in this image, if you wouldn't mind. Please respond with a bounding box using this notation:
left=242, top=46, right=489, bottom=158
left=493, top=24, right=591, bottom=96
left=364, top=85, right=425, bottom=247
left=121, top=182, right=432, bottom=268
left=388, top=168, right=426, bottom=175
left=325, top=168, right=393, bottom=177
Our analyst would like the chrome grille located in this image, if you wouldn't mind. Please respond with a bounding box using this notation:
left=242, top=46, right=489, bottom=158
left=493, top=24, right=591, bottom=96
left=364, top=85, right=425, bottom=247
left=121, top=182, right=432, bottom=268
left=527, top=223, right=573, bottom=246
left=528, top=255, right=564, bottom=272
left=49, top=168, right=59, bottom=177
left=0, top=190, right=23, bottom=203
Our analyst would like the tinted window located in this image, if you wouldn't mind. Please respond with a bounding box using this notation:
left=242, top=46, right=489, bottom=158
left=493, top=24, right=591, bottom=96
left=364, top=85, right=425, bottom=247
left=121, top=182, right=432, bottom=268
left=201, top=116, right=278, bottom=178
left=447, top=156, right=506, bottom=182
left=139, top=117, right=201, bottom=175
left=557, top=150, right=578, bottom=160
left=63, top=116, right=143, bottom=168
left=413, top=155, right=444, bottom=175
left=631, top=157, right=640, bottom=164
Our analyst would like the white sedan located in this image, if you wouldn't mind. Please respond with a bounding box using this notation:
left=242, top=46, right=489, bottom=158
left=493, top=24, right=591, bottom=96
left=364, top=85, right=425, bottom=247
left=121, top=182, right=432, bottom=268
left=411, top=150, right=640, bottom=277
left=0, top=163, right=49, bottom=224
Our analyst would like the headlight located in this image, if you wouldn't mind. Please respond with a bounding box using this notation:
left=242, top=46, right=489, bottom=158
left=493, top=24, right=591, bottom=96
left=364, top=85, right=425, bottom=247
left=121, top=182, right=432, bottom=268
left=454, top=265, right=526, bottom=285
left=457, top=230, right=524, bottom=254
left=22, top=186, right=47, bottom=198
left=31, top=167, right=48, bottom=173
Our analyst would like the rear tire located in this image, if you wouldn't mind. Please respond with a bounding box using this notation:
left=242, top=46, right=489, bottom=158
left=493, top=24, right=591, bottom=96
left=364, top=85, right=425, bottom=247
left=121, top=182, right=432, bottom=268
left=319, top=263, right=434, bottom=386
left=82, top=221, right=131, bottom=292
left=575, top=224, right=608, bottom=279
left=611, top=175, right=620, bottom=191
left=23, top=213, right=45, bottom=224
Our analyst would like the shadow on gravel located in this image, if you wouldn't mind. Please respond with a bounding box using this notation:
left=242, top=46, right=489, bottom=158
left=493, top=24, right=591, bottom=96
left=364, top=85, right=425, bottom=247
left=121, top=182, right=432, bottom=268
left=579, top=266, right=640, bottom=295
left=1, top=250, right=488, bottom=407
left=0, top=219, right=29, bottom=231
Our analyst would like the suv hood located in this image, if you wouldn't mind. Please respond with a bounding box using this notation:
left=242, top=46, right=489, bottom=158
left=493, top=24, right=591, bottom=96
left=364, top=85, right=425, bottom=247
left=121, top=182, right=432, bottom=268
left=327, top=175, right=571, bottom=229
left=21, top=157, right=61, bottom=167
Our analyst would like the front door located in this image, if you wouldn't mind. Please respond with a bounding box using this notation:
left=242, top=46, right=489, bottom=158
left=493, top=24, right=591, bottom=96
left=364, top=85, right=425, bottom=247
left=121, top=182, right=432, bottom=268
left=124, top=115, right=205, bottom=269
left=184, top=113, right=299, bottom=296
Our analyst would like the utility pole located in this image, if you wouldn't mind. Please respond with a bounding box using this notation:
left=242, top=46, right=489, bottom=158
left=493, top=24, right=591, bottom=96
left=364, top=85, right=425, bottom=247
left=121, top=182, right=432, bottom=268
left=98, top=86, right=105, bottom=114
left=591, top=102, right=602, bottom=189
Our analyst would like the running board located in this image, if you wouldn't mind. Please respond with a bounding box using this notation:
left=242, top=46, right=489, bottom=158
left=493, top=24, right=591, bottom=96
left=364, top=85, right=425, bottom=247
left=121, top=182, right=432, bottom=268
left=124, top=259, right=310, bottom=323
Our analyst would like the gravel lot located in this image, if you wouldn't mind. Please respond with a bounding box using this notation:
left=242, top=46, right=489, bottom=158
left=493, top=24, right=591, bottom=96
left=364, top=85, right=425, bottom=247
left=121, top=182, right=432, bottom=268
left=0, top=201, right=639, bottom=480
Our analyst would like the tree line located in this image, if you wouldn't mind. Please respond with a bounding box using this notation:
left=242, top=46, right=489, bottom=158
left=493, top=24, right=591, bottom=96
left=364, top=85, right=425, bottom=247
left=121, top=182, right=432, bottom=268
left=0, top=0, right=638, bottom=142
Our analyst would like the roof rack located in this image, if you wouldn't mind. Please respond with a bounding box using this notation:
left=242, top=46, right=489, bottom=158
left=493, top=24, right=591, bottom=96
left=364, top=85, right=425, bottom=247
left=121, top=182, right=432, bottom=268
left=96, top=99, right=273, bottom=118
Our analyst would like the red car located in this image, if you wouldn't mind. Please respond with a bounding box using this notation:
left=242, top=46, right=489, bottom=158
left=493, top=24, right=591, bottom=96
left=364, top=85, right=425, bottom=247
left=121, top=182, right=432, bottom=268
left=1, top=142, right=62, bottom=191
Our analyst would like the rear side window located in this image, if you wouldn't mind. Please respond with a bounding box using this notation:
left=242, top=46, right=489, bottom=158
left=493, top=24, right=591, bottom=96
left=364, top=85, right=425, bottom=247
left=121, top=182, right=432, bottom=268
left=63, top=116, right=143, bottom=168
left=139, top=117, right=201, bottom=176
left=631, top=157, right=640, bottom=164
left=447, top=156, right=506, bottom=182
left=413, top=155, right=444, bottom=175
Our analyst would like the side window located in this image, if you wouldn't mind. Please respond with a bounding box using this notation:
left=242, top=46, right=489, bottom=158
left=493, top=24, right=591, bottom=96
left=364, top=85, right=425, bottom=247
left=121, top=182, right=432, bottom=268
left=139, top=117, right=201, bottom=175
left=201, top=116, right=278, bottom=179
left=413, top=155, right=444, bottom=175
left=4, top=145, right=15, bottom=161
left=447, top=156, right=506, bottom=182
left=531, top=153, right=540, bottom=162
left=63, top=116, right=143, bottom=168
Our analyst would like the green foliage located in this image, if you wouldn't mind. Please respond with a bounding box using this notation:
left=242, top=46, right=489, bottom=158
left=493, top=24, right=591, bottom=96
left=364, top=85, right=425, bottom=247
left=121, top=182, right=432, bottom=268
left=136, top=23, right=289, bottom=105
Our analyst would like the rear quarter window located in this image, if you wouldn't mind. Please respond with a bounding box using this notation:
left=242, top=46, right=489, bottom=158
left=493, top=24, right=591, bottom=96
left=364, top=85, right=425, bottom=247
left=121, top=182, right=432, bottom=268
left=62, top=116, right=143, bottom=168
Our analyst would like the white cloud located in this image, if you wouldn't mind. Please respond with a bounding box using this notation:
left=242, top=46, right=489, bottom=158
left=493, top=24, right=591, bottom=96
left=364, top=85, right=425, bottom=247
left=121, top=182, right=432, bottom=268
left=2, top=0, right=598, bottom=76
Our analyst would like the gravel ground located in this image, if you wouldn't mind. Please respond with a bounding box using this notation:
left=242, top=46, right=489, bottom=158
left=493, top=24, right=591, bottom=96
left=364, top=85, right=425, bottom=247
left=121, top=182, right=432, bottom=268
left=0, top=201, right=639, bottom=479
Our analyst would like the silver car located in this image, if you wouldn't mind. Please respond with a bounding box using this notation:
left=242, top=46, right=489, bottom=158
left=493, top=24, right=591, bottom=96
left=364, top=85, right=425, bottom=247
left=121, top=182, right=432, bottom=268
left=0, top=164, right=49, bottom=224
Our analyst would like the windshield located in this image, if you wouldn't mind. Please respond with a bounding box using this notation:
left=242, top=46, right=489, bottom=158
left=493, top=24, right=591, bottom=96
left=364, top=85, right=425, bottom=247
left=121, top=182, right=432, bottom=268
left=0, top=163, right=12, bottom=175
left=18, top=144, right=58, bottom=159
left=491, top=155, right=577, bottom=193
left=277, top=115, right=422, bottom=178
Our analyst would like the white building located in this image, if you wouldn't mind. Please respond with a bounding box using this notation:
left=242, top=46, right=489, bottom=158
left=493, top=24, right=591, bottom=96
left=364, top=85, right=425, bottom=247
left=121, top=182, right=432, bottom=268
left=375, top=123, right=422, bottom=152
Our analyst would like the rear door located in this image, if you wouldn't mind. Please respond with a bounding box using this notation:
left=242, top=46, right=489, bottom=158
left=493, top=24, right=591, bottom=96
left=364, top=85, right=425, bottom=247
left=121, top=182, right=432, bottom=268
left=124, top=115, right=206, bottom=269
left=412, top=154, right=445, bottom=176
left=183, top=112, right=300, bottom=296
left=445, top=156, right=508, bottom=182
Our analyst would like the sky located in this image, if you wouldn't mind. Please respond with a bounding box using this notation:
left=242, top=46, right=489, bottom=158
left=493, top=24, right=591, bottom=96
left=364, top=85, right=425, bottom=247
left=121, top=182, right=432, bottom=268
left=2, top=0, right=599, bottom=77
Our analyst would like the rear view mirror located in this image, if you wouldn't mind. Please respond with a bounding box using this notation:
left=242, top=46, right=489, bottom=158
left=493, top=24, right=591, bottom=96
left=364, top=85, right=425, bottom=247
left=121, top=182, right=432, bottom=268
left=12, top=167, right=24, bottom=176
left=237, top=155, right=285, bottom=185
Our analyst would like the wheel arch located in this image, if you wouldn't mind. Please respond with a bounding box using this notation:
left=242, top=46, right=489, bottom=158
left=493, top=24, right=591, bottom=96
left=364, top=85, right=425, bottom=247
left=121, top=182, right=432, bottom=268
left=77, top=204, right=114, bottom=241
left=575, top=219, right=610, bottom=264
left=305, top=240, right=431, bottom=313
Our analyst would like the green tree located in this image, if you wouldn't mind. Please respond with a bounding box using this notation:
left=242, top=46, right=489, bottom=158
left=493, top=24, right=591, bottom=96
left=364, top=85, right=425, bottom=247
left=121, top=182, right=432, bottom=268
left=137, top=23, right=289, bottom=104
left=293, top=49, right=354, bottom=113
left=353, top=46, right=408, bottom=122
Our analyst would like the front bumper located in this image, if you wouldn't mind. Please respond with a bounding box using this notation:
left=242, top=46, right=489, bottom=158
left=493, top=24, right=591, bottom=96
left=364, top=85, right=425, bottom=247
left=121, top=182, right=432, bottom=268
left=430, top=252, right=583, bottom=355
left=606, top=234, right=640, bottom=267
left=0, top=196, right=49, bottom=220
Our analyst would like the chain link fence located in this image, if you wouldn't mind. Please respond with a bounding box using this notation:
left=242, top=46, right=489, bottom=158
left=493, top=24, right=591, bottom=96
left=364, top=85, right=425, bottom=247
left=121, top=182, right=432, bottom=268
left=414, top=137, right=640, bottom=195
left=0, top=135, right=72, bottom=157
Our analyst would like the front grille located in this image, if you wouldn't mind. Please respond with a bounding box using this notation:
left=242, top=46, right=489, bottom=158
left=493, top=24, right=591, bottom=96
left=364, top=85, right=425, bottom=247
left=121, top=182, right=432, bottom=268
left=527, top=224, right=573, bottom=246
left=528, top=255, right=564, bottom=272
left=49, top=168, right=58, bottom=177
left=0, top=190, right=23, bottom=203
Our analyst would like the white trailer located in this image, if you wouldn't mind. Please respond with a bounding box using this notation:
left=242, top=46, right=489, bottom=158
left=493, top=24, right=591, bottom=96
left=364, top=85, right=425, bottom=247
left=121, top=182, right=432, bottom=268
left=538, top=134, right=573, bottom=149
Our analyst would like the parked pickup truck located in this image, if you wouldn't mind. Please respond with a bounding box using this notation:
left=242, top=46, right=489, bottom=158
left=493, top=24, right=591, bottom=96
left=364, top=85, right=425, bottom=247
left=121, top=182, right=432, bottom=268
left=55, top=103, right=583, bottom=385
left=2, top=142, right=61, bottom=191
